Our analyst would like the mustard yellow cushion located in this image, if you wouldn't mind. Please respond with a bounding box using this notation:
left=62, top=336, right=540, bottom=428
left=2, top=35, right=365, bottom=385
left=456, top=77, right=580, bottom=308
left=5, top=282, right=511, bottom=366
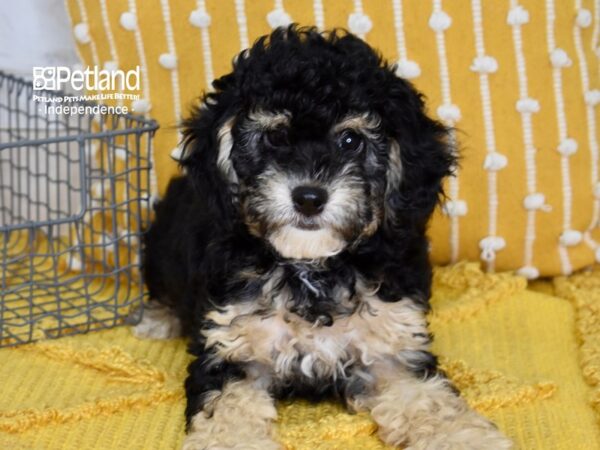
left=64, top=0, right=600, bottom=277
left=1, top=263, right=599, bottom=449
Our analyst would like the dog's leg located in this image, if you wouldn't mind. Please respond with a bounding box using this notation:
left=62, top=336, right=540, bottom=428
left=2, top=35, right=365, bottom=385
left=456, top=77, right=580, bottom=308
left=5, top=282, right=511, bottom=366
left=133, top=301, right=182, bottom=339
left=366, top=362, right=512, bottom=450
left=183, top=378, right=280, bottom=450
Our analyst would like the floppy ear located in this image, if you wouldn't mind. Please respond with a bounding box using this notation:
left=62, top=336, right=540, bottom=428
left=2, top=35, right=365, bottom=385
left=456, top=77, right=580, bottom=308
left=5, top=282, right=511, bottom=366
left=381, top=74, right=455, bottom=230
left=180, top=89, right=239, bottom=223
left=360, top=74, right=454, bottom=304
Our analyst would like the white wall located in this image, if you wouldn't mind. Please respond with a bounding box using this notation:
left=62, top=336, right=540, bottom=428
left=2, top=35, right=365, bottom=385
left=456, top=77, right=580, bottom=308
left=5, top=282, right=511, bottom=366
left=0, top=0, right=79, bottom=78
left=0, top=0, right=81, bottom=227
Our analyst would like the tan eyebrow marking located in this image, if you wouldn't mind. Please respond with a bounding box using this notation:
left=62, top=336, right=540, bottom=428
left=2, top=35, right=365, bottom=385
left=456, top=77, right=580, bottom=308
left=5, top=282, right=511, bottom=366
left=332, top=113, right=381, bottom=139
left=246, top=110, right=291, bottom=130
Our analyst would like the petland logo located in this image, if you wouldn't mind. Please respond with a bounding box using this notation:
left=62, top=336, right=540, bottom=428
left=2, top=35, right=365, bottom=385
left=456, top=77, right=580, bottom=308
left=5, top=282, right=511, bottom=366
left=32, top=66, right=141, bottom=116
left=32, top=66, right=140, bottom=91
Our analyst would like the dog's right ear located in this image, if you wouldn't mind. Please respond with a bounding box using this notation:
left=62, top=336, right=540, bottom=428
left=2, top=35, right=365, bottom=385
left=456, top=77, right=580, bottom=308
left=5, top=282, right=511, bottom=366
left=180, top=90, right=239, bottom=222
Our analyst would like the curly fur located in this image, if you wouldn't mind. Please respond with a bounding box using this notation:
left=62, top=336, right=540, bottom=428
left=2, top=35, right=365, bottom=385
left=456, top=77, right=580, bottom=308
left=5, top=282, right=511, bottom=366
left=141, top=26, right=511, bottom=449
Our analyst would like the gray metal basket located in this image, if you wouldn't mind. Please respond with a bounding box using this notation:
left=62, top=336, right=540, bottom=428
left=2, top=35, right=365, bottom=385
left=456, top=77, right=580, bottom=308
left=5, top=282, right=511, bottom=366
left=0, top=71, right=157, bottom=347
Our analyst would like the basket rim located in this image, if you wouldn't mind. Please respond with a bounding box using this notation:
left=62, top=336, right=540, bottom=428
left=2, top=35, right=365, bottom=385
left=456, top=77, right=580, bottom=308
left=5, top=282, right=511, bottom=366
left=0, top=127, right=158, bottom=150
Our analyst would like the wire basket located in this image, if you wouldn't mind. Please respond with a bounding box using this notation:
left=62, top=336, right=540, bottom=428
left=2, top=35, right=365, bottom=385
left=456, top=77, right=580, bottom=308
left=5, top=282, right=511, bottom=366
left=0, top=71, right=157, bottom=347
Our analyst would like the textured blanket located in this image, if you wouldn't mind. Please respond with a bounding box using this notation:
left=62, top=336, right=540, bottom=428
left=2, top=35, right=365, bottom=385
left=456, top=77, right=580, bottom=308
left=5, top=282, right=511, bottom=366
left=1, top=263, right=599, bottom=449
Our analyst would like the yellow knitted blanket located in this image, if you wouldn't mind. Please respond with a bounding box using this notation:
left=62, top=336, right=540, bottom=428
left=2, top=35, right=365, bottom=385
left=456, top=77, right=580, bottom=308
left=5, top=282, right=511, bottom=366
left=1, top=263, right=599, bottom=449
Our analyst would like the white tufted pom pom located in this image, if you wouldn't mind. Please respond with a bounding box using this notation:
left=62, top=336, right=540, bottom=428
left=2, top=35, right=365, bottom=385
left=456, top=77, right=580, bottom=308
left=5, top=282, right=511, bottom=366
left=92, top=181, right=108, bottom=198
left=516, top=97, right=540, bottom=113
left=395, top=59, right=421, bottom=79
left=442, top=200, right=468, bottom=217
left=159, top=53, right=177, bottom=70
left=479, top=236, right=506, bottom=251
left=140, top=191, right=150, bottom=203
left=120, top=12, right=137, bottom=31
left=114, top=147, right=128, bottom=161
left=559, top=230, right=582, bottom=247
left=557, top=138, right=578, bottom=156
left=507, top=5, right=529, bottom=26
left=470, top=55, right=498, bottom=74
left=483, top=152, right=508, bottom=171
left=428, top=11, right=452, bottom=31
left=516, top=266, right=539, bottom=279
left=73, top=23, right=91, bottom=44
left=119, top=228, right=139, bottom=244
left=170, top=146, right=184, bottom=161
left=550, top=48, right=572, bottom=68
left=437, top=104, right=461, bottom=122
left=103, top=61, right=118, bottom=73
left=576, top=8, right=593, bottom=28
left=584, top=89, right=600, bottom=106
left=479, top=236, right=506, bottom=262
left=96, top=233, right=114, bottom=248
left=131, top=98, right=151, bottom=114
left=267, top=9, right=292, bottom=29
left=68, top=254, right=84, bottom=272
left=523, top=193, right=548, bottom=210
left=348, top=12, right=372, bottom=35
left=594, top=183, right=600, bottom=199
left=189, top=9, right=211, bottom=28
left=149, top=193, right=160, bottom=208
left=595, top=247, right=600, bottom=264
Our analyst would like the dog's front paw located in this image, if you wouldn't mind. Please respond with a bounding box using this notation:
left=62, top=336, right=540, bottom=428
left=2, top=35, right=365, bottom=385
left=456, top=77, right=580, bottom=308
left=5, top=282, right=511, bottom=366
left=183, top=379, right=280, bottom=450
left=133, top=303, right=181, bottom=339
left=403, top=411, right=512, bottom=450
left=182, top=433, right=282, bottom=450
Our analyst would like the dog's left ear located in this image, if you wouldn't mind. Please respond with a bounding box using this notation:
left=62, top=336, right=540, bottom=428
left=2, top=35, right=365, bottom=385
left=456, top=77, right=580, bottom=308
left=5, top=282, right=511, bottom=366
left=381, top=74, right=455, bottom=228
left=179, top=84, right=239, bottom=222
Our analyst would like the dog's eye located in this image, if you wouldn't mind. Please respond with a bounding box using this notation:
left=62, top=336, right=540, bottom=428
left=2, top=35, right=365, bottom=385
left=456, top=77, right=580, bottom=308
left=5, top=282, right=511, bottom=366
left=264, top=128, right=289, bottom=148
left=338, top=130, right=363, bottom=152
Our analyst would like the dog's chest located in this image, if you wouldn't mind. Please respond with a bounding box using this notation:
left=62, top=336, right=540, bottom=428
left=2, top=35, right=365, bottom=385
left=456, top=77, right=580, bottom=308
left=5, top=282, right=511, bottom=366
left=203, top=276, right=428, bottom=380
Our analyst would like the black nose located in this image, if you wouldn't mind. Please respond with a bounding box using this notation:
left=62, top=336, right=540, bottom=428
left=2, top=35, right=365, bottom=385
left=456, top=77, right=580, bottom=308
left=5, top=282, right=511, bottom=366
left=292, top=186, right=328, bottom=216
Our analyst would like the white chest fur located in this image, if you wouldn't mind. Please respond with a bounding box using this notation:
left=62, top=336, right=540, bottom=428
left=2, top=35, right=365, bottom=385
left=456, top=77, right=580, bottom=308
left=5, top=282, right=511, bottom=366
left=202, top=278, right=430, bottom=381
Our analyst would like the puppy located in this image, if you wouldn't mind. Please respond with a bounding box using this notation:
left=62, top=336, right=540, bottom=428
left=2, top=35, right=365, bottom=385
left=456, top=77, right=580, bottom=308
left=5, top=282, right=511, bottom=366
left=139, top=26, right=512, bottom=450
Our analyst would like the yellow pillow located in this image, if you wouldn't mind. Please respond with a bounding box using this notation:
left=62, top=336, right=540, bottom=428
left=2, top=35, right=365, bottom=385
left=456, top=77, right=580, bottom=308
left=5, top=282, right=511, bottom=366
left=65, top=0, right=600, bottom=277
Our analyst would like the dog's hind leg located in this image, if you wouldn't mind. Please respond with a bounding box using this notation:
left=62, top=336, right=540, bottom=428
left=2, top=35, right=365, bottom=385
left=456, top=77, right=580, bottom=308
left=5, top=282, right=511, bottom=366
left=133, top=300, right=182, bottom=339
left=183, top=378, right=280, bottom=450
left=366, top=363, right=512, bottom=450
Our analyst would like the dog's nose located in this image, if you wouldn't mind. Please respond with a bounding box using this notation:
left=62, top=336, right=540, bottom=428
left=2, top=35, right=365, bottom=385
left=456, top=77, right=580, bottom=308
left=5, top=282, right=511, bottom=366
left=292, top=186, right=328, bottom=216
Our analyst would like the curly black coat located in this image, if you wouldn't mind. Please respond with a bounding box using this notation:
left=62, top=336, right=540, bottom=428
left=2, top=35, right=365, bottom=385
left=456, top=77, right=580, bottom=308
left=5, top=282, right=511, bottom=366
left=142, top=26, right=454, bottom=427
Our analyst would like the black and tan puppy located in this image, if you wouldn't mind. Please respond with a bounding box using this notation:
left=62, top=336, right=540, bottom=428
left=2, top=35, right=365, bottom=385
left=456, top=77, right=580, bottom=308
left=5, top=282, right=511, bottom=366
left=138, top=26, right=512, bottom=450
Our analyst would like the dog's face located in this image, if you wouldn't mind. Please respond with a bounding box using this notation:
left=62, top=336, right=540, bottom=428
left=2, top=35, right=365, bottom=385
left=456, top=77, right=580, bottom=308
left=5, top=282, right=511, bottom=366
left=221, top=110, right=395, bottom=260
left=182, top=27, right=453, bottom=261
